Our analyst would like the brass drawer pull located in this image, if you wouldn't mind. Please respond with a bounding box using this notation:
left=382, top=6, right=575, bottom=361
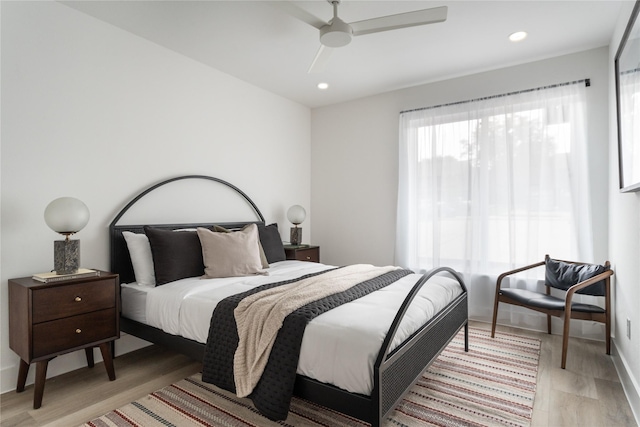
left=75, top=329, right=82, bottom=334
left=75, top=296, right=82, bottom=302
left=306, top=256, right=311, bottom=260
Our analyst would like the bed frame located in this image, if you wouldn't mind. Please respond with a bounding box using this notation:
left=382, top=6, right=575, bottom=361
left=109, top=175, right=468, bottom=427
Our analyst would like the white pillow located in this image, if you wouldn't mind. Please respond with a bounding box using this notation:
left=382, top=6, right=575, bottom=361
left=122, top=231, right=156, bottom=286
left=197, top=224, right=267, bottom=279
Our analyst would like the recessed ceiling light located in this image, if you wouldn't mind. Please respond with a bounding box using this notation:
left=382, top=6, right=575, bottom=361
left=509, top=31, right=527, bottom=42
left=317, top=82, right=329, bottom=90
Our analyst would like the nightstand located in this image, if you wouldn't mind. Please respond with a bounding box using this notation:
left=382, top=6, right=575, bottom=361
left=283, top=245, right=320, bottom=263
left=8, top=271, right=120, bottom=409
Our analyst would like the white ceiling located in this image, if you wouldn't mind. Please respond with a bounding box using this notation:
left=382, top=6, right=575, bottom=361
left=61, top=0, right=626, bottom=108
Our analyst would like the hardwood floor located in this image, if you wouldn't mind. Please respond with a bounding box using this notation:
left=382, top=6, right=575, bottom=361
left=0, top=346, right=201, bottom=427
left=0, top=321, right=636, bottom=426
left=471, top=322, right=638, bottom=427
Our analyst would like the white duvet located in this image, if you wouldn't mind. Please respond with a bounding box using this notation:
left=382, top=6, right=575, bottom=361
left=121, top=260, right=463, bottom=395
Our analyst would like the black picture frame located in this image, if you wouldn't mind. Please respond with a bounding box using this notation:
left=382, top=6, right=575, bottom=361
left=615, top=0, right=640, bottom=192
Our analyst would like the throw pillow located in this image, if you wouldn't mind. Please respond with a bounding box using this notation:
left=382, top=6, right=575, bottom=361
left=144, top=226, right=205, bottom=286
left=213, top=224, right=269, bottom=268
left=197, top=224, right=266, bottom=279
left=545, top=255, right=607, bottom=296
left=257, top=223, right=286, bottom=263
left=122, top=231, right=156, bottom=286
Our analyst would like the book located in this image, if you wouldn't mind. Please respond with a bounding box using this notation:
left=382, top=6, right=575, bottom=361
left=32, top=268, right=99, bottom=283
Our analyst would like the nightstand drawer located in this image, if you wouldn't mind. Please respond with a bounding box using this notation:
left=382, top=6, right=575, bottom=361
left=33, top=308, right=118, bottom=359
left=32, top=279, right=116, bottom=323
left=32, top=308, right=117, bottom=359
left=291, top=247, right=320, bottom=262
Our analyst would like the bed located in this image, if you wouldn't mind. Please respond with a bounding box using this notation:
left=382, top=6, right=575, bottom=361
left=109, top=175, right=468, bottom=427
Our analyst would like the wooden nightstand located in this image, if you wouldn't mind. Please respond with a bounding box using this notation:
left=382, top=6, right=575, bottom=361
left=283, top=245, right=320, bottom=263
left=8, top=271, right=120, bottom=409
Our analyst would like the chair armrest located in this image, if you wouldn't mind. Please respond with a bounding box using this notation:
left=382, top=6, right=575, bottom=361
left=496, top=260, right=545, bottom=289
left=565, top=269, right=614, bottom=298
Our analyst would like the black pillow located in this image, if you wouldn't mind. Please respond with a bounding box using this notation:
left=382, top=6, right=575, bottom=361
left=257, top=223, right=286, bottom=263
left=144, top=226, right=205, bottom=286
left=545, top=256, right=607, bottom=296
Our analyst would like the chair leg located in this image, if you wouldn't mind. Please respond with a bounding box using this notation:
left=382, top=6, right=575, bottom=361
left=561, top=313, right=572, bottom=369
left=547, top=314, right=552, bottom=334
left=605, top=317, right=611, bottom=355
left=491, top=300, right=499, bottom=338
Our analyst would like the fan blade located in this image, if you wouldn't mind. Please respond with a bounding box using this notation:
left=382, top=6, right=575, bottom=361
left=351, top=6, right=447, bottom=36
left=267, top=1, right=327, bottom=30
left=308, top=45, right=334, bottom=74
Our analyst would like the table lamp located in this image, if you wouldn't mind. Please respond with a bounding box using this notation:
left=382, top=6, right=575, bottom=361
left=287, top=205, right=306, bottom=246
left=44, top=197, right=90, bottom=275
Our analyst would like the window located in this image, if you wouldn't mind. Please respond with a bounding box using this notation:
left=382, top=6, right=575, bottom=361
left=396, top=82, right=592, bottom=283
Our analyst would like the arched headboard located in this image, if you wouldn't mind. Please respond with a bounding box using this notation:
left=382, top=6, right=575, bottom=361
left=109, top=175, right=265, bottom=284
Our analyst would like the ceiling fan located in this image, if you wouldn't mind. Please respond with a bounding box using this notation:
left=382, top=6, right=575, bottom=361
left=276, top=0, right=448, bottom=73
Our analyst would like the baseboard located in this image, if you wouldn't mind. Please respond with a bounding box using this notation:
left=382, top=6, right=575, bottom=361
left=612, top=340, right=640, bottom=426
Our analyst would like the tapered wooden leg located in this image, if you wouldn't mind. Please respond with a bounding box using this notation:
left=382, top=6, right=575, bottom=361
left=16, top=359, right=29, bottom=393
left=547, top=314, right=552, bottom=334
left=85, top=347, right=95, bottom=368
left=605, top=279, right=611, bottom=355
left=605, top=301, right=611, bottom=355
left=561, top=333, right=570, bottom=369
left=33, top=359, right=50, bottom=409
left=491, top=293, right=500, bottom=338
left=99, top=342, right=116, bottom=381
left=561, top=311, right=572, bottom=369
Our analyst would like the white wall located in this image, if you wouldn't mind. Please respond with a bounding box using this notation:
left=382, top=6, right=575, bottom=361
left=0, top=1, right=311, bottom=394
left=608, top=2, right=640, bottom=419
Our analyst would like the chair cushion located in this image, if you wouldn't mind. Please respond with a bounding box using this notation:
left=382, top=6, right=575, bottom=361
left=545, top=257, right=607, bottom=296
left=500, top=288, right=605, bottom=313
left=500, top=288, right=565, bottom=310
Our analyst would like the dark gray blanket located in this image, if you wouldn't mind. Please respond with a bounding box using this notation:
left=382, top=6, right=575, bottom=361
left=201, top=267, right=412, bottom=421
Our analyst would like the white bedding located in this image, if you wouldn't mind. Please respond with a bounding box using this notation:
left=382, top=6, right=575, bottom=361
left=121, top=260, right=463, bottom=395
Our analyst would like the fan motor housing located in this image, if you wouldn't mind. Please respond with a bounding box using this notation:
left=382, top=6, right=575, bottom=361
left=320, top=18, right=353, bottom=47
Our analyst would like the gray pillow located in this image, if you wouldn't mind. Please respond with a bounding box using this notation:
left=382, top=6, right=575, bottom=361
left=545, top=256, right=607, bottom=296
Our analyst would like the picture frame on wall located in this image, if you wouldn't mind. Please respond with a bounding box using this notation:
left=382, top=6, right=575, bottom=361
left=615, top=0, right=640, bottom=192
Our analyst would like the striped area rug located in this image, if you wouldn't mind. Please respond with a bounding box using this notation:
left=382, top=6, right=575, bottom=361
left=82, top=327, right=540, bottom=427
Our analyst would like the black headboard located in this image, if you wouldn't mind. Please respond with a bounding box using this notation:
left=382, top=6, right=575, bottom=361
left=109, top=175, right=265, bottom=284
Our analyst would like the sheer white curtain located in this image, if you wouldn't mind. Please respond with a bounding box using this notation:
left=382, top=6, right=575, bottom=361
left=396, top=82, right=596, bottom=330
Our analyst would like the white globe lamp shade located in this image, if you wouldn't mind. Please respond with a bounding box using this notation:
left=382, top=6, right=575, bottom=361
left=44, top=197, right=90, bottom=235
left=287, top=205, right=306, bottom=225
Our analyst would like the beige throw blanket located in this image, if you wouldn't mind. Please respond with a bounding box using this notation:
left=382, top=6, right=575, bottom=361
left=233, top=264, right=399, bottom=397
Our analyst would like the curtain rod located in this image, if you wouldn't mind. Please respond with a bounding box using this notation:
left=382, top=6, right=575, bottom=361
left=400, top=78, right=590, bottom=115
left=621, top=68, right=640, bottom=76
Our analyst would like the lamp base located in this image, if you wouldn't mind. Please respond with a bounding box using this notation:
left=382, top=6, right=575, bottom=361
left=54, top=239, right=80, bottom=275
left=290, top=227, right=302, bottom=246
